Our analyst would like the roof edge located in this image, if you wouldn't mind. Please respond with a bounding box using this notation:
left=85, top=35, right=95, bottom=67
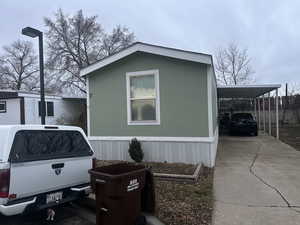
left=80, top=42, right=213, bottom=77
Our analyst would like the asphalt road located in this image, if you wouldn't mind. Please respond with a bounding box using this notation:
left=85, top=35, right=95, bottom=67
left=0, top=203, right=95, bottom=225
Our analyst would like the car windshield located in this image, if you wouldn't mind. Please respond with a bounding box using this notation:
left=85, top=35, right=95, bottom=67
left=9, top=130, right=93, bottom=163
left=231, top=113, right=253, bottom=121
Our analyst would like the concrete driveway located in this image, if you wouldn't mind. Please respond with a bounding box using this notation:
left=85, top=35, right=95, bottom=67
left=213, top=135, right=300, bottom=225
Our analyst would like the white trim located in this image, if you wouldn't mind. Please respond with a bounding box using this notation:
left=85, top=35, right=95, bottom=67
left=18, top=93, right=62, bottom=100
left=86, top=77, right=91, bottom=136
left=207, top=66, right=213, bottom=137
left=126, top=69, right=160, bottom=126
left=209, top=126, right=219, bottom=167
left=88, top=135, right=215, bottom=143
left=80, top=42, right=212, bottom=76
left=218, top=84, right=282, bottom=88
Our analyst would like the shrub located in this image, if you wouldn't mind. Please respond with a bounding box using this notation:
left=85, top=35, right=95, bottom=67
left=128, top=138, right=144, bottom=163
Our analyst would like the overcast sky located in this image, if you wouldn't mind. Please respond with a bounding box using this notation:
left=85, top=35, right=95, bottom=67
left=1, top=0, right=300, bottom=87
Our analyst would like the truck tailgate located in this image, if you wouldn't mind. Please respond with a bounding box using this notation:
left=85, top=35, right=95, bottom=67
left=9, top=157, right=92, bottom=199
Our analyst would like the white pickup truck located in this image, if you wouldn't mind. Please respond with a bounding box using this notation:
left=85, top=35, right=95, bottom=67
left=0, top=125, right=94, bottom=216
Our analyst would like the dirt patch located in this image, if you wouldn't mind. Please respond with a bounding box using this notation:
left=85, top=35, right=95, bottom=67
left=156, top=167, right=214, bottom=225
left=96, top=160, right=197, bottom=175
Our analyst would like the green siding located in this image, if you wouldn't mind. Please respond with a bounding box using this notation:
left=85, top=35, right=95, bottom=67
left=89, top=52, right=209, bottom=137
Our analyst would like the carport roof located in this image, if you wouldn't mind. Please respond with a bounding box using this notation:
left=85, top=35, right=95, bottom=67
left=217, top=84, right=281, bottom=98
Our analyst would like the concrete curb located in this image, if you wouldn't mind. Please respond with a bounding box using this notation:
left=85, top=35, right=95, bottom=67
left=153, top=163, right=202, bottom=182
left=144, top=213, right=165, bottom=225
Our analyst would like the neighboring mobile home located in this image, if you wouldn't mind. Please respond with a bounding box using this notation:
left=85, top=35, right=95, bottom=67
left=81, top=42, right=218, bottom=167
left=0, top=90, right=86, bottom=125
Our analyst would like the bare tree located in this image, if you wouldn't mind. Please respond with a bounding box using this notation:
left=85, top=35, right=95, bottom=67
left=0, top=40, right=39, bottom=90
left=285, top=82, right=300, bottom=124
left=44, top=9, right=135, bottom=93
left=288, top=82, right=300, bottom=95
left=215, top=43, right=254, bottom=85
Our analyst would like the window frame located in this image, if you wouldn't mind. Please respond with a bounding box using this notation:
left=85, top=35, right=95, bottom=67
left=46, top=102, right=54, bottom=117
left=38, top=101, right=55, bottom=117
left=126, top=69, right=160, bottom=125
left=0, top=101, right=6, bottom=113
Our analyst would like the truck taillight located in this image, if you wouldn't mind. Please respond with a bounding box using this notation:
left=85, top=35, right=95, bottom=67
left=0, top=169, right=10, bottom=198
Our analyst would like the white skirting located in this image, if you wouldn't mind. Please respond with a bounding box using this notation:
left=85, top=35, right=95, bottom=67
left=89, top=127, right=219, bottom=167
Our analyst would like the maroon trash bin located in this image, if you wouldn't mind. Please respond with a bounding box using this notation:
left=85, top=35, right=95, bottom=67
left=89, top=163, right=146, bottom=225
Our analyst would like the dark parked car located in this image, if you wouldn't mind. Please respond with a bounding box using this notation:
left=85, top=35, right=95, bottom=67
left=229, top=113, right=258, bottom=136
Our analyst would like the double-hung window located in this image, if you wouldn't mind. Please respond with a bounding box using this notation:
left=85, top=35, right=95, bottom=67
left=126, top=70, right=160, bottom=125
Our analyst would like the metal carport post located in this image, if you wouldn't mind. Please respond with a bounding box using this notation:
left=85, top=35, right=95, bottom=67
left=254, top=98, right=257, bottom=120
left=258, top=97, right=261, bottom=130
left=268, top=92, right=271, bottom=135
left=276, top=88, right=279, bottom=139
left=263, top=95, right=266, bottom=132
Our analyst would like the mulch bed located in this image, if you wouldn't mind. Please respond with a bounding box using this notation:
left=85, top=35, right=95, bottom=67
left=95, top=160, right=214, bottom=225
left=96, top=160, right=197, bottom=175
left=156, top=167, right=213, bottom=225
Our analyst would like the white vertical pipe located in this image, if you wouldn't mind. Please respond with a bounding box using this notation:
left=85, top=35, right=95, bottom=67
left=276, top=89, right=279, bottom=139
left=254, top=98, right=257, bottom=120
left=268, top=92, right=271, bottom=135
left=86, top=77, right=90, bottom=136
left=263, top=95, right=266, bottom=132
left=258, top=98, right=261, bottom=130
left=274, top=94, right=276, bottom=136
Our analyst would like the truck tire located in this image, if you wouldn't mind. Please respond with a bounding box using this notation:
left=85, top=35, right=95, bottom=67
left=135, top=215, right=147, bottom=225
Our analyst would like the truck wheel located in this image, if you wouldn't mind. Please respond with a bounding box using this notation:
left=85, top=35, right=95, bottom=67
left=135, top=215, right=147, bottom=225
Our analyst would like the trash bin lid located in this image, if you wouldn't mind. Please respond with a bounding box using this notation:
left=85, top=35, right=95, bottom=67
left=89, top=163, right=146, bottom=179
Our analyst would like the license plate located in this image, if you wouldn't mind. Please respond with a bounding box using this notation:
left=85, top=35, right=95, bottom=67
left=46, top=192, right=63, bottom=204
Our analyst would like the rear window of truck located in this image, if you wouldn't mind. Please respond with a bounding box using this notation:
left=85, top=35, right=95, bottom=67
left=9, top=130, right=93, bottom=163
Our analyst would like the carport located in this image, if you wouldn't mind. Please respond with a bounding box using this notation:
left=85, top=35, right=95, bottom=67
left=217, top=84, right=281, bottom=139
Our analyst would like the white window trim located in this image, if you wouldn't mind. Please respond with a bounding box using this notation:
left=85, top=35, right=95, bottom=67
left=126, top=69, right=161, bottom=125
left=0, top=101, right=6, bottom=113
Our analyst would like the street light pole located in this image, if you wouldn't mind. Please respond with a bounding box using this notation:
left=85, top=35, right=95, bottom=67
left=38, top=32, right=46, bottom=125
left=22, top=27, right=46, bottom=125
